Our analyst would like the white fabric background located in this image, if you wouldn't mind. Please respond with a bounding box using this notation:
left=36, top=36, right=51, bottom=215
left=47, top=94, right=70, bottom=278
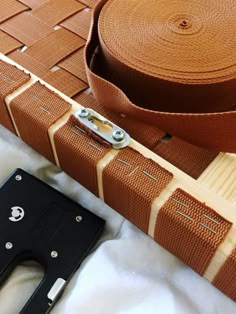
left=0, top=125, right=235, bottom=314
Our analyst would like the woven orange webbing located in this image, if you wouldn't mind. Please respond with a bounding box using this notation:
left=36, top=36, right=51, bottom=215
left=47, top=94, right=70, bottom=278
left=0, top=0, right=27, bottom=23
left=103, top=147, right=173, bottom=232
left=0, top=60, right=30, bottom=133
left=87, top=0, right=236, bottom=153
left=154, top=189, right=232, bottom=275
left=0, top=0, right=218, bottom=178
left=0, top=30, right=22, bottom=54
left=0, top=0, right=235, bottom=303
left=54, top=115, right=111, bottom=196
left=0, top=53, right=234, bottom=302
left=10, top=81, right=71, bottom=162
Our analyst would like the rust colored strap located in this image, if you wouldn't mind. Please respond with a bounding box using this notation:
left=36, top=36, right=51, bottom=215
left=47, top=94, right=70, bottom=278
left=0, top=0, right=218, bottom=179
left=213, top=248, right=236, bottom=301
left=154, top=189, right=232, bottom=275
left=0, top=56, right=235, bottom=303
left=0, top=60, right=30, bottom=133
left=0, top=60, right=30, bottom=98
left=85, top=0, right=236, bottom=152
left=0, top=0, right=28, bottom=23
left=0, top=30, right=22, bottom=54
left=10, top=81, right=72, bottom=162
left=102, top=147, right=173, bottom=232
left=54, top=115, right=111, bottom=196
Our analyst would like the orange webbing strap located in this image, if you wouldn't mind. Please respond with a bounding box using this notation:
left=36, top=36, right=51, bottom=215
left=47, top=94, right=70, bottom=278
left=102, top=147, right=173, bottom=232
left=0, top=0, right=218, bottom=179
left=10, top=82, right=72, bottom=162
left=155, top=189, right=232, bottom=275
left=0, top=55, right=236, bottom=301
left=85, top=0, right=236, bottom=153
left=54, top=115, right=111, bottom=196
left=0, top=30, right=22, bottom=55
left=0, top=60, right=30, bottom=133
left=74, top=91, right=217, bottom=179
left=0, top=0, right=27, bottom=22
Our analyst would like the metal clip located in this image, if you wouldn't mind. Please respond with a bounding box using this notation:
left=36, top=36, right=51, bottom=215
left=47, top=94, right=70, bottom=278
left=47, top=278, right=66, bottom=305
left=74, top=108, right=130, bottom=149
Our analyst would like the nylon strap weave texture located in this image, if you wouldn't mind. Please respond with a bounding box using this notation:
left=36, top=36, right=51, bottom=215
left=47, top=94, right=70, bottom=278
left=103, top=147, right=173, bottom=232
left=0, top=60, right=30, bottom=132
left=0, top=0, right=218, bottom=179
left=54, top=115, right=111, bottom=196
left=0, top=50, right=234, bottom=303
left=86, top=0, right=236, bottom=153
left=155, top=189, right=232, bottom=275
left=0, top=0, right=236, bottom=303
left=10, top=81, right=72, bottom=162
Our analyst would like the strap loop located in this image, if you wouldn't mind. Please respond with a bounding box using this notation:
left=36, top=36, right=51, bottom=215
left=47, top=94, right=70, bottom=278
left=85, top=0, right=236, bottom=152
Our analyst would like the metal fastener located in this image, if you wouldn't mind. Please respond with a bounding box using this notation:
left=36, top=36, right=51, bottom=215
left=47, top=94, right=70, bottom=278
left=78, top=108, right=89, bottom=118
left=74, top=108, right=130, bottom=149
left=76, top=216, right=83, bottom=223
left=5, top=242, right=13, bottom=250
left=15, top=175, right=22, bottom=181
left=112, top=130, right=125, bottom=142
left=51, top=251, right=58, bottom=258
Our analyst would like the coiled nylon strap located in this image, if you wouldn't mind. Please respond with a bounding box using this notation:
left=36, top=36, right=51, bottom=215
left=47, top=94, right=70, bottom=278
left=85, top=0, right=236, bottom=152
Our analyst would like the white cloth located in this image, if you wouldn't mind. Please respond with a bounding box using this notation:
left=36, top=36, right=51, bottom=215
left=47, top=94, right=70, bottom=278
left=0, top=125, right=235, bottom=314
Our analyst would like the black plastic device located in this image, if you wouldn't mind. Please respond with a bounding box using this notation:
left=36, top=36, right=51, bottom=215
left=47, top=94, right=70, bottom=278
left=0, top=169, right=105, bottom=313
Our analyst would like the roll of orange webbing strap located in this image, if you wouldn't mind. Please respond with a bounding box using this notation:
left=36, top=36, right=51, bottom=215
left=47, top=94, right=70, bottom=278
left=85, top=0, right=236, bottom=152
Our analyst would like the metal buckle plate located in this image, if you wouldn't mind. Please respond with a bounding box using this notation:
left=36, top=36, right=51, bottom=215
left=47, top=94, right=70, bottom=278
left=74, top=108, right=130, bottom=149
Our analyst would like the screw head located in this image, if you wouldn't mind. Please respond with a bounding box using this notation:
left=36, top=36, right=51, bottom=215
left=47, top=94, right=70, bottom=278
left=5, top=242, right=13, bottom=250
left=78, top=108, right=89, bottom=118
left=15, top=175, right=22, bottom=181
left=51, top=251, right=58, bottom=258
left=112, top=130, right=125, bottom=142
left=76, top=216, right=83, bottom=223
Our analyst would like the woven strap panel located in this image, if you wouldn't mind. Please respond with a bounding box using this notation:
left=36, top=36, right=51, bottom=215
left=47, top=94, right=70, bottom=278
left=10, top=81, right=72, bottom=162
left=0, top=56, right=235, bottom=302
left=0, top=30, right=22, bottom=54
left=0, top=0, right=217, bottom=178
left=102, top=147, right=173, bottom=232
left=155, top=189, right=232, bottom=275
left=0, top=0, right=28, bottom=23
left=54, top=115, right=111, bottom=196
left=0, top=60, right=30, bottom=132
